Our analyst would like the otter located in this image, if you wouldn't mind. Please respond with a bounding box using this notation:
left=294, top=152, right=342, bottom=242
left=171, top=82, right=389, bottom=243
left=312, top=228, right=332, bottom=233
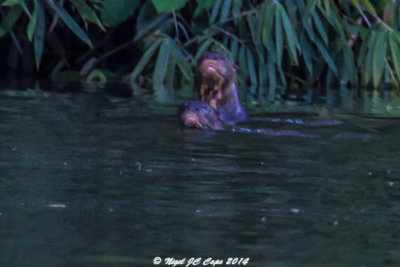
left=178, top=100, right=224, bottom=130
left=196, top=52, right=248, bottom=125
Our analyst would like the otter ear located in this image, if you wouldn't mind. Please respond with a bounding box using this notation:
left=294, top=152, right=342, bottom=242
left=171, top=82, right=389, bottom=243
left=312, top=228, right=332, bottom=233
left=234, top=64, right=239, bottom=72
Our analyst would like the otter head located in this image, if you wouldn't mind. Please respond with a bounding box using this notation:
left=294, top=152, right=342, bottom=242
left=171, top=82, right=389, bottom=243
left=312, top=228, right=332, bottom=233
left=196, top=52, right=239, bottom=109
left=178, top=100, right=224, bottom=130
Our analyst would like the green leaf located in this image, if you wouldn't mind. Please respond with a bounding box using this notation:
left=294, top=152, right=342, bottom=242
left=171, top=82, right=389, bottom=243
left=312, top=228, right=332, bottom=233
left=343, top=44, right=356, bottom=84
left=47, top=0, right=92, bottom=48
left=230, top=38, right=239, bottom=61
left=219, top=0, right=232, bottom=24
left=151, top=0, right=188, bottom=13
left=9, top=29, right=22, bottom=54
left=363, top=33, right=376, bottom=86
left=301, top=32, right=313, bottom=74
left=279, top=5, right=299, bottom=64
left=210, top=0, right=222, bottom=24
left=33, top=0, right=45, bottom=70
left=312, top=10, right=328, bottom=46
left=171, top=42, right=193, bottom=83
left=268, top=52, right=277, bottom=101
left=177, top=21, right=189, bottom=40
left=389, top=33, right=400, bottom=80
left=154, top=39, right=172, bottom=84
left=18, top=0, right=32, bottom=18
left=134, top=14, right=169, bottom=41
left=131, top=38, right=162, bottom=81
left=266, top=37, right=276, bottom=62
left=26, top=4, right=37, bottom=41
left=360, top=0, right=377, bottom=17
left=0, top=5, right=23, bottom=37
left=350, top=0, right=362, bottom=13
left=212, top=40, right=233, bottom=60
left=255, top=10, right=263, bottom=49
left=238, top=45, right=247, bottom=84
left=314, top=37, right=338, bottom=76
left=247, top=48, right=257, bottom=87
left=307, top=0, right=318, bottom=13
left=318, top=6, right=345, bottom=38
left=165, top=55, right=176, bottom=85
left=372, top=31, right=387, bottom=88
left=302, top=17, right=317, bottom=42
left=101, top=0, right=141, bottom=27
left=232, top=0, right=242, bottom=18
left=262, top=2, right=275, bottom=50
left=1, top=0, right=19, bottom=6
left=258, top=51, right=267, bottom=87
left=277, top=64, right=287, bottom=87
left=323, top=0, right=331, bottom=15
left=197, top=0, right=214, bottom=9
left=247, top=15, right=257, bottom=44
left=194, top=39, right=213, bottom=61
left=357, top=31, right=370, bottom=66
left=71, top=0, right=105, bottom=31
left=297, top=0, right=316, bottom=42
left=222, top=35, right=229, bottom=47
left=275, top=8, right=283, bottom=65
left=393, top=32, right=400, bottom=44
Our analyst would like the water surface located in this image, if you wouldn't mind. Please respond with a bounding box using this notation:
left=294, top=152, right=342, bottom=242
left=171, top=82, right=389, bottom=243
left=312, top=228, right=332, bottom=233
left=0, top=81, right=399, bottom=266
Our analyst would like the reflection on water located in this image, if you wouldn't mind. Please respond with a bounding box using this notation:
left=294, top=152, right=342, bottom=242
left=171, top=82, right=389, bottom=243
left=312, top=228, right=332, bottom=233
left=0, top=79, right=400, bottom=266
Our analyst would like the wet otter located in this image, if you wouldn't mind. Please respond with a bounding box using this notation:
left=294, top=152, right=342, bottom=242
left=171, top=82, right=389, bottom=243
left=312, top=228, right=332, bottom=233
left=178, top=100, right=224, bottom=130
left=196, top=52, right=248, bottom=125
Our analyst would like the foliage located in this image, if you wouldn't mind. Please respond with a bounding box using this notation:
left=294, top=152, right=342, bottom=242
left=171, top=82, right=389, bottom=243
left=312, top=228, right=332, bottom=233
left=1, top=0, right=400, bottom=99
left=151, top=0, right=187, bottom=13
left=100, top=0, right=139, bottom=27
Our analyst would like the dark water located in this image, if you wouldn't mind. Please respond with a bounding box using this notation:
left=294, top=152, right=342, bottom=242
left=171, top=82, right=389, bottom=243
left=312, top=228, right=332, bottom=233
left=0, top=81, right=400, bottom=267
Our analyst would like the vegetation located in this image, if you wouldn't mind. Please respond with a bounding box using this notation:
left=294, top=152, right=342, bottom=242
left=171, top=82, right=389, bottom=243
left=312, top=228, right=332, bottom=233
left=1, top=0, right=400, bottom=99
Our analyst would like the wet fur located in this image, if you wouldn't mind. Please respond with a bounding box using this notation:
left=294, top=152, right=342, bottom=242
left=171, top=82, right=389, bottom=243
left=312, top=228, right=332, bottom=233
left=178, top=100, right=224, bottom=130
left=196, top=52, right=248, bottom=125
